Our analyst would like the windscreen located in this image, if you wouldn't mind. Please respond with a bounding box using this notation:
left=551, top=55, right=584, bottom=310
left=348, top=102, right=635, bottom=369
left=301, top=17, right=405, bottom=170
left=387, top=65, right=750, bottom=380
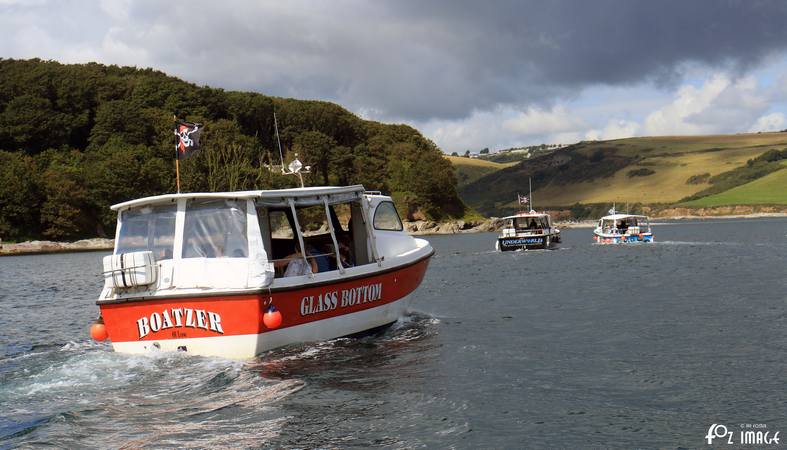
left=116, top=204, right=177, bottom=259
left=182, top=199, right=248, bottom=258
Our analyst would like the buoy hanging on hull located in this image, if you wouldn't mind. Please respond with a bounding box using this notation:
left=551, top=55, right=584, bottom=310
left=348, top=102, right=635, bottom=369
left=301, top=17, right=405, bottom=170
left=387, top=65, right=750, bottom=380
left=263, top=306, right=283, bottom=329
left=90, top=317, right=108, bottom=341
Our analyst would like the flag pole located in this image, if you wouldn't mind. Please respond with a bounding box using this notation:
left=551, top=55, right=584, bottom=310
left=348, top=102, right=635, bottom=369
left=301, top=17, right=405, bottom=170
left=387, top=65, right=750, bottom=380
left=174, top=115, right=181, bottom=193
left=529, top=177, right=533, bottom=211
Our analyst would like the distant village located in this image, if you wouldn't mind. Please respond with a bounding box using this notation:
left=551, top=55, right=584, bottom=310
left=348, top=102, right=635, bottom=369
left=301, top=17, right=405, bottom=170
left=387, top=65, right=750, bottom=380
left=451, top=143, right=568, bottom=160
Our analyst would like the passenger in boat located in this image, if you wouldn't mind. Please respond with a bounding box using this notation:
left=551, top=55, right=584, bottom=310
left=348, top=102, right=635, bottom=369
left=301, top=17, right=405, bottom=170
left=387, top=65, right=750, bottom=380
left=306, top=244, right=331, bottom=273
left=277, top=243, right=318, bottom=277
left=338, top=238, right=355, bottom=268
left=528, top=219, right=537, bottom=230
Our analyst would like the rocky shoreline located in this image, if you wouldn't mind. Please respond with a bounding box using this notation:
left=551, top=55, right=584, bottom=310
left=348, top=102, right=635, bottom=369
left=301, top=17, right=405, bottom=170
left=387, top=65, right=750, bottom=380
left=0, top=238, right=114, bottom=256
left=2, top=211, right=785, bottom=255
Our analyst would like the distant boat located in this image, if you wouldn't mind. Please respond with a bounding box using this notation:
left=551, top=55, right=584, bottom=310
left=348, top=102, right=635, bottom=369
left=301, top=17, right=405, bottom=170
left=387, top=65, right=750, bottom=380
left=495, top=179, right=560, bottom=251
left=593, top=208, right=654, bottom=244
left=496, top=211, right=561, bottom=251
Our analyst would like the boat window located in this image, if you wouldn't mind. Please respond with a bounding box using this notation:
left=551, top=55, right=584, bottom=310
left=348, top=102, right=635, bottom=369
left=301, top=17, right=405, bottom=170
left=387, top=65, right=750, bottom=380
left=296, top=205, right=330, bottom=237
left=182, top=199, right=248, bottom=258
left=514, top=217, right=545, bottom=230
left=269, top=210, right=294, bottom=239
left=373, top=201, right=403, bottom=231
left=268, top=203, right=358, bottom=278
left=331, top=203, right=351, bottom=232
left=295, top=205, right=335, bottom=274
left=116, top=204, right=176, bottom=259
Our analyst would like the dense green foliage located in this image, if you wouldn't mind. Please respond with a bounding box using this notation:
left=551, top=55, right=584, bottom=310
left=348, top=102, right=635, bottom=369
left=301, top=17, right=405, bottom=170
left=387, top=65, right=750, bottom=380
left=0, top=59, right=463, bottom=240
left=681, top=149, right=787, bottom=202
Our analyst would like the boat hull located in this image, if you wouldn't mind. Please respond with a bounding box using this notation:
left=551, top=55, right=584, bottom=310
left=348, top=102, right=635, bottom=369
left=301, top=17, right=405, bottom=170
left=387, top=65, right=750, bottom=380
left=593, top=233, right=654, bottom=244
left=497, top=234, right=559, bottom=251
left=99, top=256, right=431, bottom=359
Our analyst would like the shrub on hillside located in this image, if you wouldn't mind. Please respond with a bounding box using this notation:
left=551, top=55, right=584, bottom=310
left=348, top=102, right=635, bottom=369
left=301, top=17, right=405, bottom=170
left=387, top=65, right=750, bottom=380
left=686, top=173, right=711, bottom=184
left=627, top=168, right=655, bottom=177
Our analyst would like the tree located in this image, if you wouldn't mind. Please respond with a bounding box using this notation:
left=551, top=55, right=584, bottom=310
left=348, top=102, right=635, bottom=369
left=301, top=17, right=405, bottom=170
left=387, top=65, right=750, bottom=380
left=38, top=149, right=93, bottom=239
left=293, top=130, right=336, bottom=185
left=88, top=100, right=157, bottom=149
left=0, top=95, right=72, bottom=153
left=450, top=152, right=458, bottom=156
left=480, top=148, right=489, bottom=154
left=0, top=151, right=41, bottom=240
left=83, top=138, right=171, bottom=235
left=0, top=59, right=468, bottom=240
left=329, top=145, right=354, bottom=185
left=464, top=150, right=470, bottom=158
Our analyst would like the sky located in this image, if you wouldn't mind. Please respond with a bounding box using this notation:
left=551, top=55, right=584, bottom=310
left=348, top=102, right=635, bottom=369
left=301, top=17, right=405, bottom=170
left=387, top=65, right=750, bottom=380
left=2, top=0, right=787, bottom=153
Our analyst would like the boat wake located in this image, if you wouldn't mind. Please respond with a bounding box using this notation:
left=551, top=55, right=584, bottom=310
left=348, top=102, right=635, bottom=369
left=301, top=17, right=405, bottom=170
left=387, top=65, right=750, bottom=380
left=655, top=240, right=745, bottom=246
left=249, top=311, right=439, bottom=379
left=0, top=338, right=301, bottom=448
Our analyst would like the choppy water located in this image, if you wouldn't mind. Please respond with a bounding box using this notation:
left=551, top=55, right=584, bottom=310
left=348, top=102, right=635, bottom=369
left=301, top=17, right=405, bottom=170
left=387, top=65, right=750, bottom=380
left=1, top=218, right=786, bottom=448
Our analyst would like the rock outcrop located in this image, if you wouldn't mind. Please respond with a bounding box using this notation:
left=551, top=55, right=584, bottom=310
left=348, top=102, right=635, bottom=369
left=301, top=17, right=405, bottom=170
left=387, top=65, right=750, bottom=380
left=0, top=238, right=114, bottom=256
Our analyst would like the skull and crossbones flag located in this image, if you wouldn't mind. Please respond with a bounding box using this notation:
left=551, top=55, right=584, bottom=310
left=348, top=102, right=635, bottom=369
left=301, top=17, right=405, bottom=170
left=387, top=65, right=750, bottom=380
left=174, top=120, right=202, bottom=159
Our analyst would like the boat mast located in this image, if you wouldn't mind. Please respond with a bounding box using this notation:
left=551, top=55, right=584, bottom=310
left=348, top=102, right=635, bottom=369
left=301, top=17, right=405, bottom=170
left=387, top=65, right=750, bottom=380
left=529, top=177, right=533, bottom=212
left=274, top=111, right=285, bottom=169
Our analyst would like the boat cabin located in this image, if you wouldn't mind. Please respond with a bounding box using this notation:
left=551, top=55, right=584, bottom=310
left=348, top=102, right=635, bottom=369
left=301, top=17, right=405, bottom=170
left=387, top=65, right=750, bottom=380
left=596, top=214, right=651, bottom=236
left=102, top=185, right=416, bottom=298
left=500, top=213, right=554, bottom=237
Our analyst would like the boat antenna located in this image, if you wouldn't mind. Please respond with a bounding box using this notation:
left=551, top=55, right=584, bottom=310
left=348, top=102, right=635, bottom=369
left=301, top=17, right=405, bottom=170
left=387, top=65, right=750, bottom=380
left=274, top=111, right=285, bottom=168
left=266, top=110, right=311, bottom=188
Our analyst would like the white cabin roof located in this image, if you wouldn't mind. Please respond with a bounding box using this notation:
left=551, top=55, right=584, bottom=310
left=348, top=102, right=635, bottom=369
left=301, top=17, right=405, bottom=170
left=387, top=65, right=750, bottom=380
left=599, top=214, right=649, bottom=220
left=111, top=185, right=368, bottom=211
left=501, top=212, right=551, bottom=220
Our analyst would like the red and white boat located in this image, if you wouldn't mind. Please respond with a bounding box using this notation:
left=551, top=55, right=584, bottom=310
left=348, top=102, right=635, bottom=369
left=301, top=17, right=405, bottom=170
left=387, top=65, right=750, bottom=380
left=93, top=185, right=433, bottom=359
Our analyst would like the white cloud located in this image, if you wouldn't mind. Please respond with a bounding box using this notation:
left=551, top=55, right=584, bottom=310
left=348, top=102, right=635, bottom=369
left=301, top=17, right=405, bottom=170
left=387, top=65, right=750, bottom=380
left=643, top=75, right=771, bottom=136
left=748, top=112, right=786, bottom=132
left=502, top=106, right=585, bottom=136
left=585, top=119, right=640, bottom=141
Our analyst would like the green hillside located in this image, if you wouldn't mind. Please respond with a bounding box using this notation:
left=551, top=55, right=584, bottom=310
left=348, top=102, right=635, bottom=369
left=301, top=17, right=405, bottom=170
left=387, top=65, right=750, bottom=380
left=459, top=133, right=787, bottom=216
left=444, top=155, right=516, bottom=187
left=0, top=58, right=464, bottom=240
left=683, top=162, right=787, bottom=207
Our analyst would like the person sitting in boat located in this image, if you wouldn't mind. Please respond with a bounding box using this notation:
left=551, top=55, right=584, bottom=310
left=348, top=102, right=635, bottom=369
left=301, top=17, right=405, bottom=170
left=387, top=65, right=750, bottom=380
left=307, top=244, right=331, bottom=273
left=338, top=238, right=355, bottom=268
left=276, top=242, right=318, bottom=277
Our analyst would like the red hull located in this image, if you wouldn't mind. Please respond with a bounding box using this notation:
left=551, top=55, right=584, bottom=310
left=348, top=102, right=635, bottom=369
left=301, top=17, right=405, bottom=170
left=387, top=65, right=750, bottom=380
left=100, top=257, right=431, bottom=344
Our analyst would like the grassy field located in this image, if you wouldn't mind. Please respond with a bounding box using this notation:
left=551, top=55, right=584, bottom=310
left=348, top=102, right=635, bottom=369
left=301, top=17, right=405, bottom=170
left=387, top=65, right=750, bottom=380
left=457, top=132, right=787, bottom=214
left=534, top=146, right=764, bottom=205
left=445, top=155, right=517, bottom=187
left=587, top=132, right=787, bottom=157
left=682, top=162, right=787, bottom=207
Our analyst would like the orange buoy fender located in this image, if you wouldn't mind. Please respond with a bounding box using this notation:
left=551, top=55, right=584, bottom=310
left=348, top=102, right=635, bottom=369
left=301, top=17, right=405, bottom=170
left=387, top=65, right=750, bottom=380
left=90, top=317, right=108, bottom=341
left=263, top=306, right=283, bottom=329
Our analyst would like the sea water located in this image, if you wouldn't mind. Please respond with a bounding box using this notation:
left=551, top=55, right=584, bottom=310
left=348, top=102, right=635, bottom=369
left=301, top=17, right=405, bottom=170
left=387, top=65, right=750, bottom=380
left=1, top=218, right=786, bottom=448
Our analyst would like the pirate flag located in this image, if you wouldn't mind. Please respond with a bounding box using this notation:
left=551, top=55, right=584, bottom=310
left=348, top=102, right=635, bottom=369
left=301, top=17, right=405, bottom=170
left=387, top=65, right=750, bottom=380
left=174, top=120, right=202, bottom=159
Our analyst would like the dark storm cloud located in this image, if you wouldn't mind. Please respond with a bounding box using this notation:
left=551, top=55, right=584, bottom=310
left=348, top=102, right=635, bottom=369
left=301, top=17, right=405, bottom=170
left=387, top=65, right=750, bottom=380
left=9, top=0, right=786, bottom=122
left=374, top=0, right=787, bottom=117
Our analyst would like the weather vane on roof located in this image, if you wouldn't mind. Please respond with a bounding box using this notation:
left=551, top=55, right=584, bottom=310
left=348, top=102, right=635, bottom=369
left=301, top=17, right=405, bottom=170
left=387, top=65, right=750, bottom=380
left=263, top=111, right=311, bottom=188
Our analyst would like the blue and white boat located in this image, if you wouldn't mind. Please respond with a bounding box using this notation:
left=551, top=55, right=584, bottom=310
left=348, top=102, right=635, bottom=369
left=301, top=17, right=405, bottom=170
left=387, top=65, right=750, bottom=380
left=593, top=210, right=654, bottom=244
